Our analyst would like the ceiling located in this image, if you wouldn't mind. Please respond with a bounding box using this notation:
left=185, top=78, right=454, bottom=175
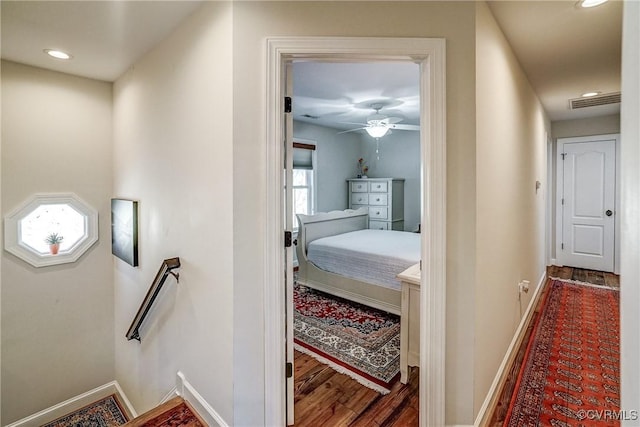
left=1, top=1, right=203, bottom=82
left=0, top=1, right=622, bottom=124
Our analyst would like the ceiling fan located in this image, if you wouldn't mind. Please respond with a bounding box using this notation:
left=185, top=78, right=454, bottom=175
left=338, top=104, right=420, bottom=138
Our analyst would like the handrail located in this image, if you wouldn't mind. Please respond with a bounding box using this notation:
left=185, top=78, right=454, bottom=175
left=126, top=257, right=181, bottom=342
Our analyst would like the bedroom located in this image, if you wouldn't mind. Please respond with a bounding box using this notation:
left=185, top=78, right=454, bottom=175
left=290, top=60, right=423, bottom=423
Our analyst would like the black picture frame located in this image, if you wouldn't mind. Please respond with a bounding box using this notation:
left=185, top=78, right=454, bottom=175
left=111, top=198, right=139, bottom=267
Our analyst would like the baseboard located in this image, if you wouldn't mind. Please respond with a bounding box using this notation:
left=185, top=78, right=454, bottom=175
left=5, top=381, right=137, bottom=427
left=176, top=371, right=229, bottom=427
left=473, top=270, right=547, bottom=427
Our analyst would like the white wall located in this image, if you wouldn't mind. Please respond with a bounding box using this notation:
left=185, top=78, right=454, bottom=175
left=1, top=61, right=114, bottom=424
left=551, top=114, right=620, bottom=140
left=361, top=131, right=421, bottom=231
left=293, top=121, right=361, bottom=212
left=620, top=1, right=640, bottom=423
left=475, top=1, right=549, bottom=415
left=112, top=2, right=234, bottom=421
left=232, top=2, right=477, bottom=424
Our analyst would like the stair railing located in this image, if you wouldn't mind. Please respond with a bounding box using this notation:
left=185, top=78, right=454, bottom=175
left=126, top=257, right=181, bottom=342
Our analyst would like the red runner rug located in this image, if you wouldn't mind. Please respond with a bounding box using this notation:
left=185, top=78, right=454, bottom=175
left=505, top=279, right=620, bottom=426
left=294, top=283, right=400, bottom=393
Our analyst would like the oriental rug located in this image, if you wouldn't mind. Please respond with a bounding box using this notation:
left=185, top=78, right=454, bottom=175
left=42, top=394, right=129, bottom=427
left=504, top=279, right=620, bottom=426
left=293, top=283, right=400, bottom=394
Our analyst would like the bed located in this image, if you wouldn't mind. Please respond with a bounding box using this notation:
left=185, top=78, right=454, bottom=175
left=296, top=208, right=420, bottom=315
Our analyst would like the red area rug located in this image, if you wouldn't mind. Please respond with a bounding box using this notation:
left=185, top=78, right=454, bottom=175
left=505, top=279, right=620, bottom=426
left=42, top=394, right=129, bottom=427
left=294, top=283, right=400, bottom=393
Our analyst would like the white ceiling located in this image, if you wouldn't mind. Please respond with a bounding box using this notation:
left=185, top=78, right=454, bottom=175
left=0, top=1, right=622, bottom=123
left=488, top=0, right=622, bottom=121
left=1, top=1, right=203, bottom=82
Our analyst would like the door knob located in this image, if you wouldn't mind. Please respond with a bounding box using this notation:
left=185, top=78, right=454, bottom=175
left=606, top=210, right=613, bottom=217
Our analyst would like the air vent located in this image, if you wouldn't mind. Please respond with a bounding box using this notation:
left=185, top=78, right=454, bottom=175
left=569, top=92, right=621, bottom=110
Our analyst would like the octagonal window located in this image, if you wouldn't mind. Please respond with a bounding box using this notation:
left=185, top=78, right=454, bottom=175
left=4, top=193, right=98, bottom=267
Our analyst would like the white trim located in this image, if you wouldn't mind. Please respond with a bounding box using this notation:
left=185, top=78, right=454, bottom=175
left=4, top=381, right=137, bottom=427
left=159, top=386, right=179, bottom=404
left=176, top=371, right=229, bottom=427
left=3, top=192, right=99, bottom=268
left=474, top=270, right=547, bottom=427
left=264, top=36, right=447, bottom=427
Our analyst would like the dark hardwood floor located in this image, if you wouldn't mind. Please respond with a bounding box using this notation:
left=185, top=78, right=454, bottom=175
left=487, top=266, right=620, bottom=426
left=294, top=350, right=419, bottom=427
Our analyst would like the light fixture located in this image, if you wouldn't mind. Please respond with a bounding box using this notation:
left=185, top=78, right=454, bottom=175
left=44, top=49, right=72, bottom=60
left=581, top=91, right=601, bottom=97
left=365, top=125, right=389, bottom=138
left=579, top=0, right=608, bottom=8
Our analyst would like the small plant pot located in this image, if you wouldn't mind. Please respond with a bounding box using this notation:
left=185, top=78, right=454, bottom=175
left=49, top=243, right=60, bottom=255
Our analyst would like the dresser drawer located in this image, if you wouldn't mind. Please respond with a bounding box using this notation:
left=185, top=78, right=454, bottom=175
left=369, top=182, right=388, bottom=193
left=351, top=182, right=368, bottom=192
left=351, top=204, right=367, bottom=212
left=368, top=193, right=388, bottom=206
left=369, top=207, right=388, bottom=220
left=351, top=193, right=368, bottom=205
left=369, top=220, right=390, bottom=230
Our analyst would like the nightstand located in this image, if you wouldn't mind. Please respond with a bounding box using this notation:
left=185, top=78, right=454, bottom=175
left=397, top=262, right=421, bottom=384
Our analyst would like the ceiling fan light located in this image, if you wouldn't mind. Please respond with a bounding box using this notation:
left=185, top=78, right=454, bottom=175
left=365, top=126, right=389, bottom=138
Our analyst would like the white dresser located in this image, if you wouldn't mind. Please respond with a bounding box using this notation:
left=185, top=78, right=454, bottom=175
left=347, top=178, right=405, bottom=231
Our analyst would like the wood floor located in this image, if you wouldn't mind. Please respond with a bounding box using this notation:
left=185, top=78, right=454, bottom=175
left=487, top=266, right=620, bottom=426
left=294, top=350, right=419, bottom=426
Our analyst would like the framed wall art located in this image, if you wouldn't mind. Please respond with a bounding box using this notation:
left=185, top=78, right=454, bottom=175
left=111, top=198, right=139, bottom=267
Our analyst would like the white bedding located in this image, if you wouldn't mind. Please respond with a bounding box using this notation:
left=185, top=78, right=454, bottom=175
left=306, top=229, right=420, bottom=290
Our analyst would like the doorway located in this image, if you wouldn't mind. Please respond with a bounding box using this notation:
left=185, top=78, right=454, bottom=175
left=555, top=134, right=620, bottom=273
left=264, top=37, right=447, bottom=427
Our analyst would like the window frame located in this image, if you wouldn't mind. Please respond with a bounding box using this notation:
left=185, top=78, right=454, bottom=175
left=4, top=193, right=99, bottom=267
left=292, top=139, right=317, bottom=230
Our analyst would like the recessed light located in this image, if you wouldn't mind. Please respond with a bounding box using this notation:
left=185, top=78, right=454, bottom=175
left=44, top=49, right=72, bottom=60
left=579, top=0, right=608, bottom=8
left=581, top=91, right=601, bottom=98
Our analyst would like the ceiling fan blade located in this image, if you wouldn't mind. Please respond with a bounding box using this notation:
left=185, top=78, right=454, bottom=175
left=339, top=121, right=369, bottom=126
left=337, top=127, right=366, bottom=134
left=385, top=116, right=404, bottom=124
left=388, top=123, right=420, bottom=131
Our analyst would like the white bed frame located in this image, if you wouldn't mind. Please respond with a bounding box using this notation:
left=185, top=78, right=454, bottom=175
left=295, top=208, right=401, bottom=315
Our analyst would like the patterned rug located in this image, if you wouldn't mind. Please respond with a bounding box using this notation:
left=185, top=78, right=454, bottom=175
left=293, top=283, right=400, bottom=394
left=42, top=394, right=129, bottom=427
left=504, top=279, right=620, bottom=426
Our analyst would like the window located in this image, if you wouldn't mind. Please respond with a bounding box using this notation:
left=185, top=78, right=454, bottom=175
left=4, top=193, right=98, bottom=267
left=292, top=141, right=316, bottom=229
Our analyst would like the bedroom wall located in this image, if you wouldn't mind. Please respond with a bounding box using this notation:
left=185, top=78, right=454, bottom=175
left=361, top=131, right=421, bottom=232
left=475, top=1, right=549, bottom=416
left=112, top=2, right=234, bottom=420
left=1, top=61, right=114, bottom=424
left=293, top=121, right=361, bottom=212
left=232, top=2, right=477, bottom=425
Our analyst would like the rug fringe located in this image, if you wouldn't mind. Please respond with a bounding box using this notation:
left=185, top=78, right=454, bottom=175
left=549, top=276, right=620, bottom=291
left=294, top=343, right=391, bottom=395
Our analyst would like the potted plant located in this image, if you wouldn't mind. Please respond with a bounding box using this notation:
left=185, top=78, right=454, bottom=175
left=45, top=233, right=64, bottom=255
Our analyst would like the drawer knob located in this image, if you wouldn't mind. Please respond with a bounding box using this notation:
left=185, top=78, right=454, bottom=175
left=376, top=198, right=380, bottom=201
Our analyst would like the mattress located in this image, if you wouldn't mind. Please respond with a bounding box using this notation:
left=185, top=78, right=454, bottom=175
left=306, top=229, right=420, bottom=290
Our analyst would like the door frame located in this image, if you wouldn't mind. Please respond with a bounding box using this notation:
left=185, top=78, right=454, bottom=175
left=555, top=133, right=621, bottom=273
left=264, top=37, right=447, bottom=427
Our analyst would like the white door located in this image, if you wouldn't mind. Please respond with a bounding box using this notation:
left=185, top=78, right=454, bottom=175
left=558, top=136, right=616, bottom=272
left=284, top=62, right=295, bottom=426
